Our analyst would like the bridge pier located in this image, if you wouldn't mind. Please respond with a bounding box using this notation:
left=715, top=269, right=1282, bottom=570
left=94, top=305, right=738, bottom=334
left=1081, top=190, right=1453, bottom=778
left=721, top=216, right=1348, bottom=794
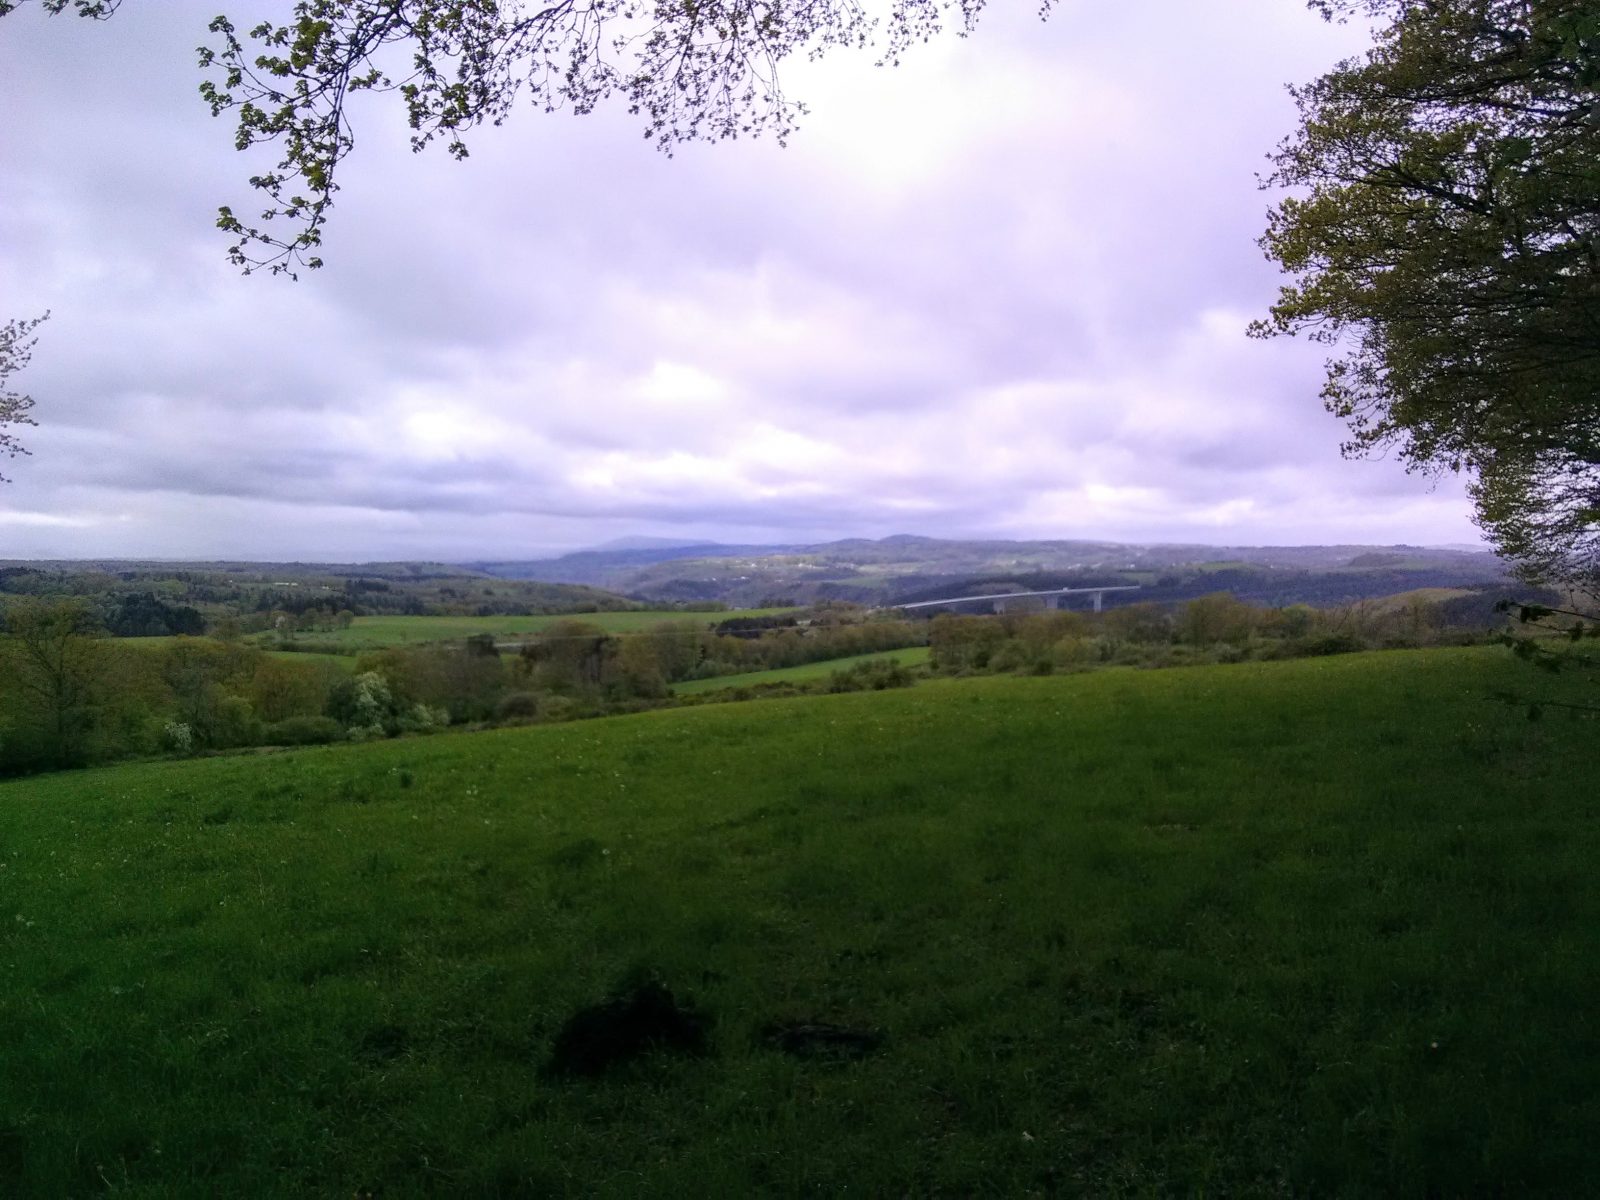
left=1003, top=589, right=1105, bottom=612
left=894, top=584, right=1140, bottom=617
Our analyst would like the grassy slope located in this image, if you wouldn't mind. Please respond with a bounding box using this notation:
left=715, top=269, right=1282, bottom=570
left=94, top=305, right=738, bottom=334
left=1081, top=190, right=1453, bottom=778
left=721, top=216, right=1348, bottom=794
left=1353, top=586, right=1476, bottom=611
left=261, top=609, right=799, bottom=650
left=262, top=649, right=358, bottom=671
left=673, top=646, right=931, bottom=694
left=108, top=637, right=357, bottom=671
left=1, top=648, right=1596, bottom=1195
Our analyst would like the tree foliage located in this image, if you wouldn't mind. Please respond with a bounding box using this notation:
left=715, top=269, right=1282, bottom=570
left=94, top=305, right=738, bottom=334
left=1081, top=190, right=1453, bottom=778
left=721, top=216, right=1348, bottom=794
left=2, top=597, right=106, bottom=766
left=0, top=311, right=47, bottom=480
left=1492, top=598, right=1600, bottom=717
left=1, top=0, right=1008, bottom=276
left=1256, top=0, right=1598, bottom=594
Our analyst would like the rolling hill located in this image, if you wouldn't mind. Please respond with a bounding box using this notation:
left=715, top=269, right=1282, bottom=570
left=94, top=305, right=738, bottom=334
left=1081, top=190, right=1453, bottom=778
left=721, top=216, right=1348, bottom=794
left=472, top=534, right=1512, bottom=609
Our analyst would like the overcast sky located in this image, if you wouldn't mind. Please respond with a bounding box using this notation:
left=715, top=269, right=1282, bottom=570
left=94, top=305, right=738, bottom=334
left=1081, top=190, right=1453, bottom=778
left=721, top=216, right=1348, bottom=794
left=0, top=1, right=1484, bottom=561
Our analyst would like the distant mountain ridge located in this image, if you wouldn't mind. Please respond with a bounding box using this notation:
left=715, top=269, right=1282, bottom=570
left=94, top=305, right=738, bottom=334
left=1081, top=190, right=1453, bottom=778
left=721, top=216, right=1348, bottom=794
left=470, top=542, right=800, bottom=586
left=469, top=535, right=1509, bottom=609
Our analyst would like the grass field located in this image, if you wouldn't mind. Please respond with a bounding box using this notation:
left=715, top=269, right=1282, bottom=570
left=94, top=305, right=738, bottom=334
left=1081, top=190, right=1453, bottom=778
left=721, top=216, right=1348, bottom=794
left=106, top=637, right=358, bottom=671
left=252, top=609, right=800, bottom=651
left=110, top=635, right=216, bottom=651
left=673, top=646, right=931, bottom=694
left=1352, top=586, right=1476, bottom=612
left=2, top=647, right=1596, bottom=1194
left=263, top=649, right=358, bottom=671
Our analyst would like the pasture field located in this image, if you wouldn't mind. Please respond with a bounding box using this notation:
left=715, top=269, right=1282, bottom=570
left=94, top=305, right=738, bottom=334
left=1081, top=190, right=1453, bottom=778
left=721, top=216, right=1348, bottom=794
left=1, top=647, right=1596, bottom=1195
left=1352, top=586, right=1476, bottom=612
left=263, top=649, right=359, bottom=671
left=108, top=637, right=358, bottom=670
left=255, top=608, right=800, bottom=651
left=673, top=646, right=932, bottom=694
left=111, top=635, right=222, bottom=652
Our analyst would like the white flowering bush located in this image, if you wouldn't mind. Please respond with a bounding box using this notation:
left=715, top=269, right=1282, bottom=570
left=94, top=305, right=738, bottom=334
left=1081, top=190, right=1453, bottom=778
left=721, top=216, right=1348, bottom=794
left=329, top=670, right=402, bottom=738
left=161, top=721, right=194, bottom=755
left=398, top=703, right=450, bottom=734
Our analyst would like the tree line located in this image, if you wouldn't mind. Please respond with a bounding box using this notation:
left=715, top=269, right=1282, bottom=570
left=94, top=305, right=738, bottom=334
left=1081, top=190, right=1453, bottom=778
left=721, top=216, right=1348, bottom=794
left=0, top=562, right=649, bottom=628
left=927, top=590, right=1509, bottom=677
left=0, top=600, right=926, bottom=776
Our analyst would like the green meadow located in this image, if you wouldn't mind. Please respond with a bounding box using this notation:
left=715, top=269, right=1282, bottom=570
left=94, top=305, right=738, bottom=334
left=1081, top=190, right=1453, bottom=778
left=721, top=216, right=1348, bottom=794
left=255, top=609, right=800, bottom=651
left=672, top=646, right=932, bottom=694
left=1, top=646, right=1596, bottom=1195
left=112, top=637, right=356, bottom=670
left=263, top=649, right=359, bottom=671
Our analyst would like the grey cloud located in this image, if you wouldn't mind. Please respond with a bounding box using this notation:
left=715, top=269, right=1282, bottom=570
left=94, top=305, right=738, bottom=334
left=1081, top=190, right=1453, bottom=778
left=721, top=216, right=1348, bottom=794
left=0, top=0, right=1482, bottom=558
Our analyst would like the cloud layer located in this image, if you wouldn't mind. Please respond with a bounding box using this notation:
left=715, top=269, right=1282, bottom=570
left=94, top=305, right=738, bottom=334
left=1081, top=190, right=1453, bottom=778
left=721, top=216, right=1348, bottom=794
left=0, top=1, right=1482, bottom=559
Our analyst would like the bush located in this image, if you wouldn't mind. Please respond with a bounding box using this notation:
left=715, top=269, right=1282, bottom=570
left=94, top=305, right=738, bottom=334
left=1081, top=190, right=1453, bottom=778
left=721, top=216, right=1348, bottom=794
left=538, top=695, right=579, bottom=723
left=1051, top=636, right=1095, bottom=670
left=266, top=715, right=342, bottom=746
left=495, top=691, right=544, bottom=721
left=1290, top=633, right=1366, bottom=658
left=327, top=670, right=401, bottom=736
left=828, top=659, right=915, bottom=692
left=161, top=721, right=195, bottom=755
left=211, top=695, right=263, bottom=748
left=396, top=703, right=450, bottom=734
left=987, top=641, right=1034, bottom=674
left=0, top=724, right=55, bottom=777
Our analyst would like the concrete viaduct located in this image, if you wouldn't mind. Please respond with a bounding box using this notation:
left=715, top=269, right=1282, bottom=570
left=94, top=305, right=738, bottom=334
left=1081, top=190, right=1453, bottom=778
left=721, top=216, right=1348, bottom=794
left=890, top=585, right=1140, bottom=615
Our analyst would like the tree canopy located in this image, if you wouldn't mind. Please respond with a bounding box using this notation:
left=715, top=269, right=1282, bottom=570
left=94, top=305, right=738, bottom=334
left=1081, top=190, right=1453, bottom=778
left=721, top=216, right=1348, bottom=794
left=1255, top=0, right=1599, bottom=594
left=1, top=0, right=1001, bottom=276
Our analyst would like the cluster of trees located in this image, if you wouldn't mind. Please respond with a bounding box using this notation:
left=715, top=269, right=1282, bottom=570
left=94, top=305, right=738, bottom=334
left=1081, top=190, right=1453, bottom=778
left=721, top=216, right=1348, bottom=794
left=0, top=599, right=926, bottom=775
left=929, top=591, right=1497, bottom=677
left=0, top=602, right=514, bottom=775
left=2, top=582, right=1538, bottom=776
left=514, top=615, right=926, bottom=699
left=103, top=592, right=206, bottom=638
left=0, top=600, right=348, bottom=774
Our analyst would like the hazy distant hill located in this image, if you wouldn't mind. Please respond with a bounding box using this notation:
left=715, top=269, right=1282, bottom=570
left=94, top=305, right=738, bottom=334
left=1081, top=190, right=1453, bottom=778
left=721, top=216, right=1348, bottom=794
left=469, top=543, right=801, bottom=587
left=0, top=560, right=641, bottom=622
left=472, top=535, right=1511, bottom=609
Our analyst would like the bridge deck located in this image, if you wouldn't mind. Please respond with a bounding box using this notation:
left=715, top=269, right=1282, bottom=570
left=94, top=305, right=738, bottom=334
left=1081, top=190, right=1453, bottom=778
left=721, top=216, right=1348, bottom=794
left=894, top=585, right=1140, bottom=611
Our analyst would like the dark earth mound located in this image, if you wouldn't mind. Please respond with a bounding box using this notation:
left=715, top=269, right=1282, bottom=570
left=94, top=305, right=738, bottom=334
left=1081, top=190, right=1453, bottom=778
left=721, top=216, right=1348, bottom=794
left=545, top=981, right=711, bottom=1077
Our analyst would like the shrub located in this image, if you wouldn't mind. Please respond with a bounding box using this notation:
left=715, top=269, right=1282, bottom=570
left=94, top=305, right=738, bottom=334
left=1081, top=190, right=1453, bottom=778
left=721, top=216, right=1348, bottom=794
left=0, top=724, right=54, bottom=777
left=495, top=691, right=544, bottom=721
left=828, top=659, right=914, bottom=692
left=1290, top=633, right=1366, bottom=658
left=266, top=715, right=342, bottom=746
left=987, top=641, right=1033, bottom=674
left=211, top=695, right=263, bottom=748
left=161, top=721, right=195, bottom=755
left=327, top=670, right=401, bottom=735
left=538, top=695, right=579, bottom=723
left=1052, top=636, right=1095, bottom=669
left=396, top=703, right=450, bottom=734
